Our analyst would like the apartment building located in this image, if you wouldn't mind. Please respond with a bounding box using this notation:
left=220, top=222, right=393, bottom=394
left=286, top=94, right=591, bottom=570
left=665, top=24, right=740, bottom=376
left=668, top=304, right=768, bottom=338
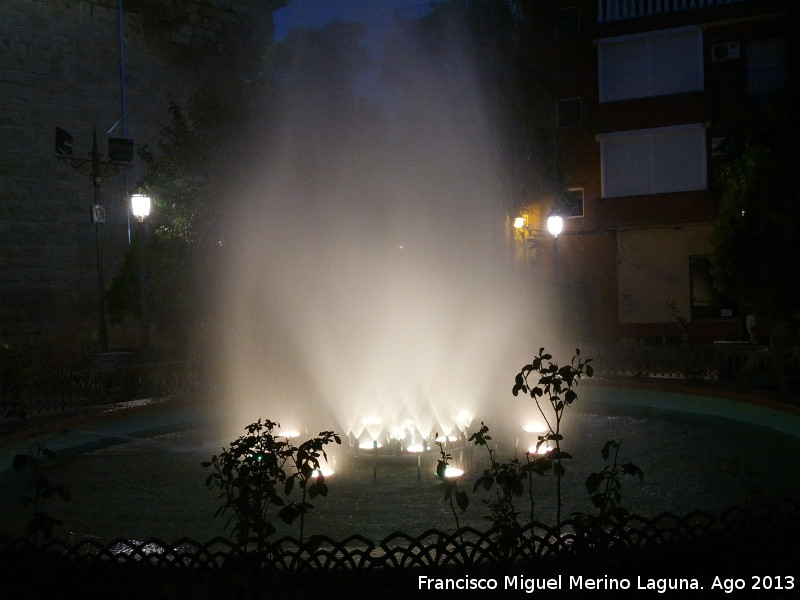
left=514, top=0, right=797, bottom=345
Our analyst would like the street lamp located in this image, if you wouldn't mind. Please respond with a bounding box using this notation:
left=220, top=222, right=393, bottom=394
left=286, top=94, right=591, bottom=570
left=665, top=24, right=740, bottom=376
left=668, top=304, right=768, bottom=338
left=546, top=214, right=563, bottom=238
left=131, top=194, right=151, bottom=350
left=131, top=193, right=151, bottom=221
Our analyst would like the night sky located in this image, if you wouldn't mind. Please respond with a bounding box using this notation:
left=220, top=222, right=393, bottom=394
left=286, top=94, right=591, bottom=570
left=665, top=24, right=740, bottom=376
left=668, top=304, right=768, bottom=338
left=274, top=0, right=429, bottom=44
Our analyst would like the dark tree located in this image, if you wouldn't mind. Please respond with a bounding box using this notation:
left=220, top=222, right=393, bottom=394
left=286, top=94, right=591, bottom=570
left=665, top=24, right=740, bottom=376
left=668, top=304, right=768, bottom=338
left=711, top=83, right=800, bottom=323
left=107, top=20, right=380, bottom=351
left=106, top=90, right=243, bottom=351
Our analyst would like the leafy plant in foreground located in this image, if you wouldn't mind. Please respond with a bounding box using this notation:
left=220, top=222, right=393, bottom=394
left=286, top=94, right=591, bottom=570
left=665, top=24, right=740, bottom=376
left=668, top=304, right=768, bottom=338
left=468, top=422, right=552, bottom=555
left=12, top=443, right=71, bottom=543
left=581, top=439, right=644, bottom=523
left=435, top=434, right=469, bottom=534
left=279, top=432, right=341, bottom=542
left=512, top=347, right=593, bottom=526
left=202, top=419, right=340, bottom=553
left=572, top=439, right=643, bottom=555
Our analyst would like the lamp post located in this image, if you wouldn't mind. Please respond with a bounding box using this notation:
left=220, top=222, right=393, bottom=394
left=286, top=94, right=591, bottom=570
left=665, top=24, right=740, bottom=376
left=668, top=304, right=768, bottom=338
left=90, top=132, right=109, bottom=353
left=546, top=214, right=563, bottom=284
left=547, top=212, right=564, bottom=336
left=131, top=194, right=151, bottom=350
left=54, top=127, right=134, bottom=353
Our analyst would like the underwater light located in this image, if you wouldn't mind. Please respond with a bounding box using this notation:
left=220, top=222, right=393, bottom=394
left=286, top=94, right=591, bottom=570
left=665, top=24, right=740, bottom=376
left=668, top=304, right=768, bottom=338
left=444, top=467, right=464, bottom=478
left=528, top=443, right=553, bottom=455
left=523, top=422, right=547, bottom=433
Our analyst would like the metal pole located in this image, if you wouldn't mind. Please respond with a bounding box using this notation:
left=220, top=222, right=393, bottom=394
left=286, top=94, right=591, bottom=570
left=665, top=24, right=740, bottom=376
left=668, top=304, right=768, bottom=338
left=553, top=235, right=560, bottom=284
left=92, top=132, right=109, bottom=353
left=117, top=0, right=132, bottom=246
left=553, top=235, right=561, bottom=336
left=139, top=219, right=149, bottom=350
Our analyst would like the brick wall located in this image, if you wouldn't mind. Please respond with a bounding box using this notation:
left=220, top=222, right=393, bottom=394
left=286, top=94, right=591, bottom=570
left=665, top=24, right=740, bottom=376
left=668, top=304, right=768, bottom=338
left=1, top=0, right=278, bottom=364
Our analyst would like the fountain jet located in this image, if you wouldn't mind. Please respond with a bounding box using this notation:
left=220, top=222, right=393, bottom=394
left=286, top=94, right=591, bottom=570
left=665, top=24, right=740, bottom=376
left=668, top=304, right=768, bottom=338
left=207, top=13, right=554, bottom=464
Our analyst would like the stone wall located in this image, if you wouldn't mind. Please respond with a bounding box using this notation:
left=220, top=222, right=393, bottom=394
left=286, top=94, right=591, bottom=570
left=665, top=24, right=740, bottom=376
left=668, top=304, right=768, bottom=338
left=1, top=0, right=279, bottom=364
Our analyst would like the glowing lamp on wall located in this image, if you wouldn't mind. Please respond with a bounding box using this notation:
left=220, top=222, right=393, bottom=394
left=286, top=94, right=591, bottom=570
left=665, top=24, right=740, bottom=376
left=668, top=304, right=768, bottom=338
left=131, top=194, right=151, bottom=222
left=547, top=214, right=563, bottom=238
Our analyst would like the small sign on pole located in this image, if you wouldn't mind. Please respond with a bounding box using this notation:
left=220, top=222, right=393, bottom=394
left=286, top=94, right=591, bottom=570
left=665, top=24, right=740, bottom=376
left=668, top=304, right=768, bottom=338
left=91, top=204, right=106, bottom=223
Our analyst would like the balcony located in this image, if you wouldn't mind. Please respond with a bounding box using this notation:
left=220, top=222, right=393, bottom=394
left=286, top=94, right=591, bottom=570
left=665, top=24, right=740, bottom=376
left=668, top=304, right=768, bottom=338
left=597, top=0, right=750, bottom=23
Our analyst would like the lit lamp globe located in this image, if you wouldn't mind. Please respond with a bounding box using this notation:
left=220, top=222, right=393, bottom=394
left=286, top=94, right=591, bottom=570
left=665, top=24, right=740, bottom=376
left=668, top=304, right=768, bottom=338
left=131, top=194, right=151, bottom=222
left=546, top=214, right=563, bottom=238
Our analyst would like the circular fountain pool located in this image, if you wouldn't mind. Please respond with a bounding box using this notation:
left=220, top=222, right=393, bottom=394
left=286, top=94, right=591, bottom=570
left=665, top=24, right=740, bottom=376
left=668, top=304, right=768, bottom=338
left=1, top=387, right=799, bottom=543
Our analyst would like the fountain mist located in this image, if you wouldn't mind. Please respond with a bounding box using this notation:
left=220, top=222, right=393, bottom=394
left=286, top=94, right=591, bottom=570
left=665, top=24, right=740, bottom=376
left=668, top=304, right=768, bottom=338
left=209, top=16, right=549, bottom=460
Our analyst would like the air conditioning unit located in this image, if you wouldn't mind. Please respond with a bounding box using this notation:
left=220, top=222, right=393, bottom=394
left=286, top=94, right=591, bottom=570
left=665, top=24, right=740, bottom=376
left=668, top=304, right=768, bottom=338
left=712, top=41, right=740, bottom=62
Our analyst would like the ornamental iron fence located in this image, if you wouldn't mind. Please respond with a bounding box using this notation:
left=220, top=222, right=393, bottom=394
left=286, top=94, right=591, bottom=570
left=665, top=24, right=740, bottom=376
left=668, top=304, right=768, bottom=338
left=588, top=340, right=799, bottom=383
left=2, top=343, right=797, bottom=420
left=1, top=356, right=200, bottom=420
left=1, top=499, right=798, bottom=599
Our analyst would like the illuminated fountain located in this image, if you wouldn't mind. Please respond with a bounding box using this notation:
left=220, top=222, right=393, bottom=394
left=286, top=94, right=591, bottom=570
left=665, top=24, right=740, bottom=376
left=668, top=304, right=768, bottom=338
left=204, top=16, right=561, bottom=478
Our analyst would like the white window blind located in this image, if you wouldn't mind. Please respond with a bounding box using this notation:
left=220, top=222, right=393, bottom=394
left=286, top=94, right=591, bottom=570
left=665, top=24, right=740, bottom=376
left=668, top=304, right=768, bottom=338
left=600, top=124, right=707, bottom=197
left=598, top=26, right=703, bottom=102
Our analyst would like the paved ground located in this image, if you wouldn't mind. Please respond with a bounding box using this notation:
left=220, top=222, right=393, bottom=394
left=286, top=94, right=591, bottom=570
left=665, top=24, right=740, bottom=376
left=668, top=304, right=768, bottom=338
left=0, top=396, right=192, bottom=446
